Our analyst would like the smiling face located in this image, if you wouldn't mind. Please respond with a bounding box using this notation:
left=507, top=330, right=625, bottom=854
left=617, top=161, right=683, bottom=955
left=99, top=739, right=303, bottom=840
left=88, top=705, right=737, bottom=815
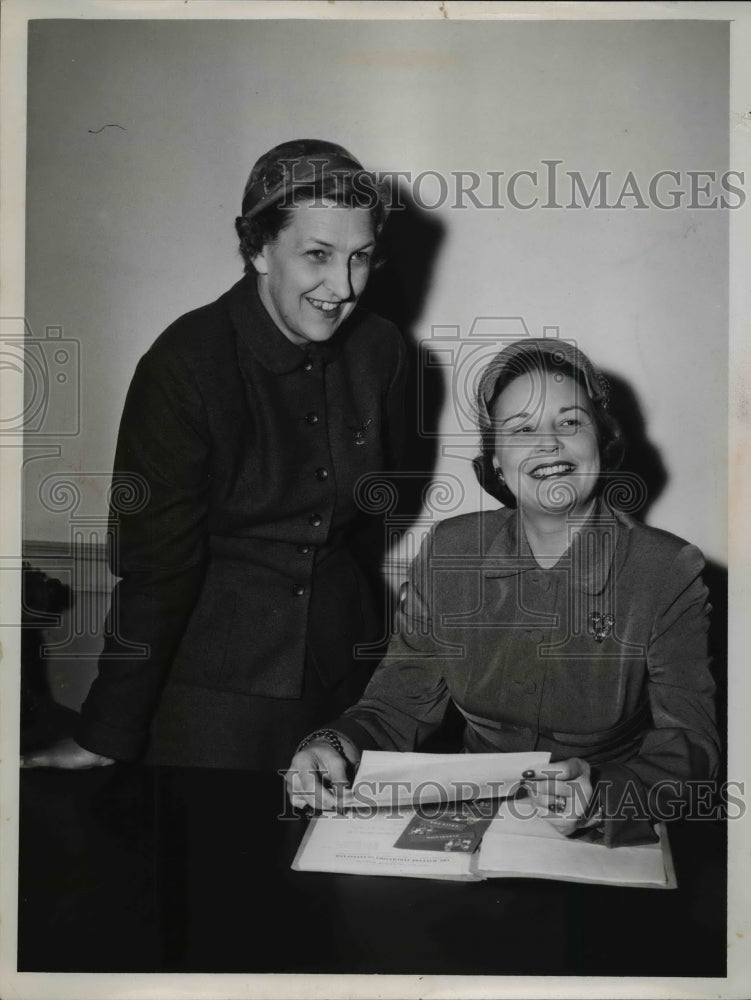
left=251, top=200, right=375, bottom=346
left=491, top=370, right=601, bottom=519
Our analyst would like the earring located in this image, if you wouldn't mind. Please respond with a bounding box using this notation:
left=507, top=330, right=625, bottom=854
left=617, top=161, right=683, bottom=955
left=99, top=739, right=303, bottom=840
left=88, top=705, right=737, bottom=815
left=494, top=467, right=505, bottom=483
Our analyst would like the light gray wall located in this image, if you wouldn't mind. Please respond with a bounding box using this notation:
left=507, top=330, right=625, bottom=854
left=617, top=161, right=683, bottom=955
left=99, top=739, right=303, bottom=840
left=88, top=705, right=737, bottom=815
left=24, top=18, right=728, bottom=563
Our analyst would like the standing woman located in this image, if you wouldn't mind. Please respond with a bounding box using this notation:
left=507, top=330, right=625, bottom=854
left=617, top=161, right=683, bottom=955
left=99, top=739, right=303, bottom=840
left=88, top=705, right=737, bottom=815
left=24, top=139, right=406, bottom=772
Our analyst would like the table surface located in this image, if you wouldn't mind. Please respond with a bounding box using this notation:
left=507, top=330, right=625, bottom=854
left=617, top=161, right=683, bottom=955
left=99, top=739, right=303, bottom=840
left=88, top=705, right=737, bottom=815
left=17, top=764, right=727, bottom=976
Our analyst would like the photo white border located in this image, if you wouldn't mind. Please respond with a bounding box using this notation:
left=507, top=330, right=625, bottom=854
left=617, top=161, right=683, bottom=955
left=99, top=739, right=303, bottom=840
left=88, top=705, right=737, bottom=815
left=1, top=2, right=749, bottom=998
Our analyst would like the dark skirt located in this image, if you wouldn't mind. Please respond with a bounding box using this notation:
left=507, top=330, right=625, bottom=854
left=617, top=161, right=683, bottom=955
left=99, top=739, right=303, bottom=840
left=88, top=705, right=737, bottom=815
left=144, top=654, right=371, bottom=772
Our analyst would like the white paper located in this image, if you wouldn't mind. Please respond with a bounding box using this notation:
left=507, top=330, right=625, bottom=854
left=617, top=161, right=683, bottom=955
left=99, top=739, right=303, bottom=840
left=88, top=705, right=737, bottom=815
left=343, top=749, right=551, bottom=809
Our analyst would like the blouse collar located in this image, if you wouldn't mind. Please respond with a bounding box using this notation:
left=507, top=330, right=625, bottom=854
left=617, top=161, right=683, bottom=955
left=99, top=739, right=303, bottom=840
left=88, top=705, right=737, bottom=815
left=483, top=503, right=628, bottom=596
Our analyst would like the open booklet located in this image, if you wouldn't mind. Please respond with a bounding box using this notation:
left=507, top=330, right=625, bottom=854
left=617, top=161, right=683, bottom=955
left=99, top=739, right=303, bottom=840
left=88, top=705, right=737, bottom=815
left=291, top=751, right=676, bottom=889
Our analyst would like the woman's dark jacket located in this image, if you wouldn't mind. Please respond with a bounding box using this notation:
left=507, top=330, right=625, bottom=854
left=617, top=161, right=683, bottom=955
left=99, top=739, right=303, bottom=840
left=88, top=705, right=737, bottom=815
left=333, top=506, right=720, bottom=846
left=75, top=273, right=407, bottom=766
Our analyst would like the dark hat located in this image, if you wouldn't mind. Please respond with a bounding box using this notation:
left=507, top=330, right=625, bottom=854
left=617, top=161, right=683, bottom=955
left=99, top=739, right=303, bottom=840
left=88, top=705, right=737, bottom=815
left=241, top=139, right=367, bottom=219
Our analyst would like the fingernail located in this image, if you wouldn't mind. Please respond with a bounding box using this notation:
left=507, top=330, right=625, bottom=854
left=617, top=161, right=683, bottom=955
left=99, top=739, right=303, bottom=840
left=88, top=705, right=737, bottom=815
left=521, top=769, right=536, bottom=779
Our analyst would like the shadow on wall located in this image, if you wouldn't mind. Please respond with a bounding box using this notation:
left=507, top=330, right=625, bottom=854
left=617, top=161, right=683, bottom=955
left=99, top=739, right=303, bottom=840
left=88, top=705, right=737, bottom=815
left=603, top=371, right=668, bottom=522
left=359, top=186, right=446, bottom=528
left=604, top=370, right=727, bottom=784
left=349, top=189, right=446, bottom=659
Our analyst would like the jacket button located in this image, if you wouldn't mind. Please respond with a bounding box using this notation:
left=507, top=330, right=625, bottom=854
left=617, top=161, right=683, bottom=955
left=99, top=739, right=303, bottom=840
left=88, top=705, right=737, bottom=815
left=524, top=680, right=537, bottom=695
left=309, top=513, right=322, bottom=527
left=302, top=359, right=314, bottom=372
left=306, top=412, right=319, bottom=425
left=292, top=584, right=305, bottom=597
left=315, top=467, right=329, bottom=481
left=297, top=544, right=311, bottom=555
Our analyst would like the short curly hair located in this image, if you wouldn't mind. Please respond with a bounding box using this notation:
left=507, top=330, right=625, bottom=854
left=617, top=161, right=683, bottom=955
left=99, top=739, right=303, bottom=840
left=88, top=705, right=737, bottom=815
left=235, top=173, right=390, bottom=273
left=473, top=338, right=624, bottom=508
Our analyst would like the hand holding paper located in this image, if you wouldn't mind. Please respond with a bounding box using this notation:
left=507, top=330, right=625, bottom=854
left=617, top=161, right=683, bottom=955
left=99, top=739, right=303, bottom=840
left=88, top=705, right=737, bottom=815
left=521, top=757, right=597, bottom=836
left=285, top=733, right=360, bottom=812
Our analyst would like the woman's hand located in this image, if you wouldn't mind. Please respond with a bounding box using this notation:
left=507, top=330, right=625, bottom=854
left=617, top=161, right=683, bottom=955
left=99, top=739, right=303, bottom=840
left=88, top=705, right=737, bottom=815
left=21, top=736, right=116, bottom=770
left=285, top=733, right=360, bottom=813
left=521, top=757, right=597, bottom=836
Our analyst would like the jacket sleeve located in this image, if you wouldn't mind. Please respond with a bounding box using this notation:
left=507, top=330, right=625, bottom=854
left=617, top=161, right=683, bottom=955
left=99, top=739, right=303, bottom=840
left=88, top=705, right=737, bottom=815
left=593, top=543, right=721, bottom=846
left=75, top=346, right=211, bottom=759
left=334, top=527, right=452, bottom=752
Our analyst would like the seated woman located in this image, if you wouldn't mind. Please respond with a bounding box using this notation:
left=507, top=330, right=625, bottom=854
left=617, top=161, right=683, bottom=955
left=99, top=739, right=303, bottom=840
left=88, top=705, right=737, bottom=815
left=286, top=338, right=720, bottom=847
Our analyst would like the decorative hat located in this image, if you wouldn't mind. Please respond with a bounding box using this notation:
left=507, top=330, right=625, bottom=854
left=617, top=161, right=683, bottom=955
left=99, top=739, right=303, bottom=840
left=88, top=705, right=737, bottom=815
left=476, top=338, right=610, bottom=429
left=241, top=138, right=368, bottom=219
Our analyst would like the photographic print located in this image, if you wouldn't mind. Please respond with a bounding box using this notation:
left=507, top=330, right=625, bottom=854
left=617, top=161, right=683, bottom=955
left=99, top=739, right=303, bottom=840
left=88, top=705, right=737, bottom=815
left=1, top=2, right=749, bottom=998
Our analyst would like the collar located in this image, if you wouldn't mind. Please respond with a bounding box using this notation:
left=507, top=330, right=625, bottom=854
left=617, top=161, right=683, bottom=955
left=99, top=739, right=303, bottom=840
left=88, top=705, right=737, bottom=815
left=225, top=271, right=342, bottom=375
left=483, top=504, right=627, bottom=596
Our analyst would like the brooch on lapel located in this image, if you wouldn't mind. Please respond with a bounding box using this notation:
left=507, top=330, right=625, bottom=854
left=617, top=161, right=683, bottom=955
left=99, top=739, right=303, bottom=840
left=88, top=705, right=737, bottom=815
left=589, top=612, right=615, bottom=643
left=350, top=418, right=372, bottom=446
